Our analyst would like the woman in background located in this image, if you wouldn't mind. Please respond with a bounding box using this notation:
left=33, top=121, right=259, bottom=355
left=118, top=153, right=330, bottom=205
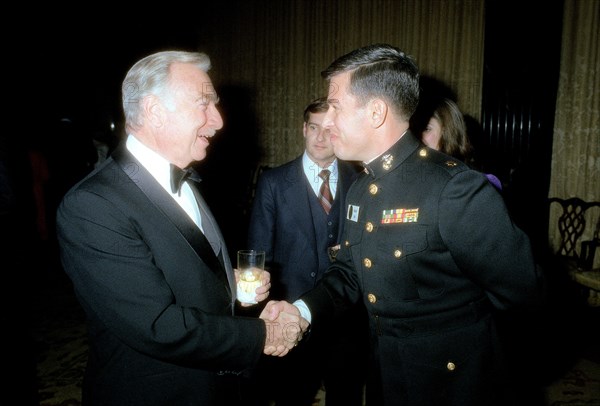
left=420, top=98, right=502, bottom=191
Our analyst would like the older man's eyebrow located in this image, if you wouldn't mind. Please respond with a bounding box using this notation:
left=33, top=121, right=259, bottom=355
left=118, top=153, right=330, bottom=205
left=199, top=93, right=220, bottom=104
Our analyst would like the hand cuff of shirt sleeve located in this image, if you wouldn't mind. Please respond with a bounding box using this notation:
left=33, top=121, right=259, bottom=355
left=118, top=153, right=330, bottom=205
left=293, top=299, right=312, bottom=324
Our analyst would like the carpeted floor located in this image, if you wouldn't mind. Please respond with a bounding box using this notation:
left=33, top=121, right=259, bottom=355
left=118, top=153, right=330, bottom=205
left=544, top=358, right=600, bottom=406
left=31, top=271, right=600, bottom=406
left=33, top=271, right=86, bottom=406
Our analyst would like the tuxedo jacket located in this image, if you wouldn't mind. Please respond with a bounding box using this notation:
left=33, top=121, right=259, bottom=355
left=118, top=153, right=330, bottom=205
left=56, top=145, right=266, bottom=406
left=247, top=155, right=359, bottom=301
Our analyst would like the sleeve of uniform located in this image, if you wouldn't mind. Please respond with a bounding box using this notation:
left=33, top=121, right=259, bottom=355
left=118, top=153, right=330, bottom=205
left=438, top=170, right=543, bottom=310
left=300, top=226, right=363, bottom=330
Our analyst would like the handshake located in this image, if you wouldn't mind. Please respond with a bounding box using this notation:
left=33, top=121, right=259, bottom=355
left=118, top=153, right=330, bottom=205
left=259, top=301, right=310, bottom=357
left=234, top=269, right=309, bottom=356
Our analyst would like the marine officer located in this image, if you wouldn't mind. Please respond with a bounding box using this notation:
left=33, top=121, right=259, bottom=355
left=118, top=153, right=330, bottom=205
left=265, top=43, right=543, bottom=406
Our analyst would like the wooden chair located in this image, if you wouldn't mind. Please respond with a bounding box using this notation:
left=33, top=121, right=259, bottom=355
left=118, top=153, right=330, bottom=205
left=548, top=197, right=600, bottom=306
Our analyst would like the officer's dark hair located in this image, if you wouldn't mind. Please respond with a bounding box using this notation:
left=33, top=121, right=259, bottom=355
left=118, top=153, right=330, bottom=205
left=303, top=96, right=329, bottom=123
left=321, top=43, right=420, bottom=121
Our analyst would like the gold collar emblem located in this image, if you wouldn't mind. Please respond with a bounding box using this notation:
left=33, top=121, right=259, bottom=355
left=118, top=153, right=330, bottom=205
left=382, top=154, right=394, bottom=170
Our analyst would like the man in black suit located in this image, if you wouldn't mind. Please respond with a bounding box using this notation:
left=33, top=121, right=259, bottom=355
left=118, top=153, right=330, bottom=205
left=266, top=44, right=544, bottom=406
left=247, top=97, right=367, bottom=406
left=56, top=50, right=306, bottom=406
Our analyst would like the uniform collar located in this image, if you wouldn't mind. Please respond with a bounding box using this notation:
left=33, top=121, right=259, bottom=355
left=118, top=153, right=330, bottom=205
left=362, top=130, right=422, bottom=179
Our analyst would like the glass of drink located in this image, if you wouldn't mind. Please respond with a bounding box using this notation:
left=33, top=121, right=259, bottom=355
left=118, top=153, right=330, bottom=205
left=236, top=250, right=265, bottom=304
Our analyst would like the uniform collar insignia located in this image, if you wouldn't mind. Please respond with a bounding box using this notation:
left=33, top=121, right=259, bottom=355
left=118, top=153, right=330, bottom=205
left=381, top=154, right=394, bottom=170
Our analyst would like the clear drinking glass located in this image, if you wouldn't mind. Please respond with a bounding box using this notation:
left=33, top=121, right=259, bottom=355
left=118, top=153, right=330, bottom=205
left=236, top=250, right=265, bottom=304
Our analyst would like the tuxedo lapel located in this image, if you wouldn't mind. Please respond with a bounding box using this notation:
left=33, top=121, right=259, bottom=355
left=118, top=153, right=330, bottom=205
left=112, top=147, right=231, bottom=295
left=189, top=186, right=236, bottom=301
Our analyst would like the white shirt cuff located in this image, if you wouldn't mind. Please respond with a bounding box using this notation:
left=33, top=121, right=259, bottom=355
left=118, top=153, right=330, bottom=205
left=293, top=299, right=312, bottom=324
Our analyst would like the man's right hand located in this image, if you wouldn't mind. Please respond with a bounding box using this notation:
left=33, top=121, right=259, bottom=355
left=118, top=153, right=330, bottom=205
left=259, top=300, right=309, bottom=356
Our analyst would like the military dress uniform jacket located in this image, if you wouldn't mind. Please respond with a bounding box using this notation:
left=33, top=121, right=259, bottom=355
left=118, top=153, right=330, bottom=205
left=301, top=131, right=542, bottom=406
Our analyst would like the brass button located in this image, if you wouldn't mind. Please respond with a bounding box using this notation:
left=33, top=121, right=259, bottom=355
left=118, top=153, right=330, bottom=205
left=365, top=222, right=374, bottom=232
left=447, top=362, right=456, bottom=371
left=369, top=184, right=378, bottom=195
left=344, top=240, right=350, bottom=246
left=363, top=258, right=372, bottom=268
left=368, top=293, right=377, bottom=303
left=394, top=249, right=402, bottom=258
left=419, top=148, right=427, bottom=157
left=446, top=160, right=458, bottom=167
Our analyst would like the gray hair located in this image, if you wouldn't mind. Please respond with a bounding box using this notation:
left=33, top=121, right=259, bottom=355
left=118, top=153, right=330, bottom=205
left=122, top=51, right=211, bottom=131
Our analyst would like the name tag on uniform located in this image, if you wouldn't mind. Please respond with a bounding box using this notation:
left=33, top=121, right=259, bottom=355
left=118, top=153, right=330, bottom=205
left=347, top=204, right=360, bottom=222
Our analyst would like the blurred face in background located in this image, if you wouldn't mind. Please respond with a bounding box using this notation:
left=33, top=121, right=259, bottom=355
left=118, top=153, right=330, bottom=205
left=422, top=117, right=442, bottom=150
left=304, top=111, right=335, bottom=167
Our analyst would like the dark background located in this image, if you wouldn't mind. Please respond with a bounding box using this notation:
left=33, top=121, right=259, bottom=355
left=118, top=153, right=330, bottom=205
left=6, top=1, right=565, bottom=294
left=25, top=1, right=565, bottom=257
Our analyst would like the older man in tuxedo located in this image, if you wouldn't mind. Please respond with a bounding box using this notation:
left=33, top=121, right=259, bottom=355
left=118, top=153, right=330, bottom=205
left=56, top=50, right=307, bottom=406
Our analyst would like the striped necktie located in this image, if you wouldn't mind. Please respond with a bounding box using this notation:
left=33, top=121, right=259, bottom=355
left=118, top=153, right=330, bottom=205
left=318, top=169, right=333, bottom=214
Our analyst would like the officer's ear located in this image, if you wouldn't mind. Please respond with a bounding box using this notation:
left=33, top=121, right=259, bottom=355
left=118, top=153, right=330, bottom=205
left=367, top=98, right=387, bottom=128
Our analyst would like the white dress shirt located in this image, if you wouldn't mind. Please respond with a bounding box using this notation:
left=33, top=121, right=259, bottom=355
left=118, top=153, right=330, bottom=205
left=126, top=134, right=203, bottom=232
left=302, top=151, right=338, bottom=198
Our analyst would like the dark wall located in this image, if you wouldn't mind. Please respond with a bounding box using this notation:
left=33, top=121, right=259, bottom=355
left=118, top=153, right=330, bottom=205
left=481, top=0, right=564, bottom=256
left=28, top=3, right=566, bottom=262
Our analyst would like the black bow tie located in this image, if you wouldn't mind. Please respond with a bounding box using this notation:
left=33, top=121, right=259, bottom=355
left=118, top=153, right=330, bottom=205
left=170, top=164, right=201, bottom=195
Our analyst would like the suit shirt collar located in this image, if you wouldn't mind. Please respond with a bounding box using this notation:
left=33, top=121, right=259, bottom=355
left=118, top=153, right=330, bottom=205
left=126, top=134, right=201, bottom=228
left=126, top=134, right=172, bottom=195
left=302, top=151, right=338, bottom=197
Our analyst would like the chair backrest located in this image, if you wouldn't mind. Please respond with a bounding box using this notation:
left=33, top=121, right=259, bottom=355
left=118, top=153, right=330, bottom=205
left=548, top=197, right=600, bottom=259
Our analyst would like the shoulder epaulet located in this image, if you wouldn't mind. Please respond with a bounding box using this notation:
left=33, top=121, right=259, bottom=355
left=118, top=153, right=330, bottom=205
left=416, top=147, right=467, bottom=175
